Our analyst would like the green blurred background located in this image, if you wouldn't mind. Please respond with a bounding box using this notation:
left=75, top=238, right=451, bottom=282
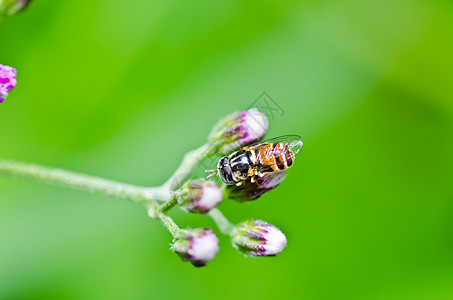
left=1, top=0, right=453, bottom=299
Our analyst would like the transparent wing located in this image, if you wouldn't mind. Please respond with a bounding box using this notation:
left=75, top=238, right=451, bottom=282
left=258, top=135, right=303, bottom=156
left=241, top=135, right=303, bottom=175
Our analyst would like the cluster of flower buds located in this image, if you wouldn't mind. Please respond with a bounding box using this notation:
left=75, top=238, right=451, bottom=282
left=224, top=172, right=287, bottom=202
left=167, top=107, right=299, bottom=266
left=176, top=178, right=222, bottom=214
left=171, top=228, right=219, bottom=267
left=231, top=219, right=287, bottom=257
left=0, top=0, right=32, bottom=16
left=208, top=108, right=268, bottom=155
left=0, top=64, right=17, bottom=103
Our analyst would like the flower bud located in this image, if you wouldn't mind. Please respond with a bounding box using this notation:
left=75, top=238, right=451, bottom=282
left=225, top=171, right=287, bottom=202
left=0, top=64, right=17, bottom=103
left=209, top=108, right=268, bottom=155
left=231, top=219, right=287, bottom=256
left=177, top=179, right=222, bottom=214
left=0, top=0, right=32, bottom=16
left=171, top=228, right=219, bottom=267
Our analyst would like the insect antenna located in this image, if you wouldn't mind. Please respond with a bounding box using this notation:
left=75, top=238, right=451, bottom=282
left=205, top=169, right=218, bottom=179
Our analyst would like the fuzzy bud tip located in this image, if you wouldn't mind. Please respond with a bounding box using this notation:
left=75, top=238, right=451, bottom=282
left=209, top=108, right=269, bottom=155
left=172, top=228, right=219, bottom=267
left=231, top=219, right=287, bottom=257
left=177, top=179, right=222, bottom=214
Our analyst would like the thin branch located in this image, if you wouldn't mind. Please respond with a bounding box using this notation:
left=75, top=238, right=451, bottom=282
left=0, top=152, right=229, bottom=238
left=161, top=143, right=215, bottom=191
left=208, top=208, right=234, bottom=235
left=160, top=194, right=178, bottom=213
left=0, top=158, right=147, bottom=203
left=0, top=158, right=184, bottom=237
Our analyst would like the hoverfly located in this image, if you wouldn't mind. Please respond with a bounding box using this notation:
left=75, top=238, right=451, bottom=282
left=207, top=135, right=303, bottom=186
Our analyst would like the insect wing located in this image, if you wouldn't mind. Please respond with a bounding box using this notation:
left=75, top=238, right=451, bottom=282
left=259, top=135, right=303, bottom=156
left=246, top=135, right=301, bottom=174
left=258, top=170, right=287, bottom=189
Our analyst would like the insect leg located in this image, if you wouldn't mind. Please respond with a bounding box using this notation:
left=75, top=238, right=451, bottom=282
left=251, top=176, right=264, bottom=188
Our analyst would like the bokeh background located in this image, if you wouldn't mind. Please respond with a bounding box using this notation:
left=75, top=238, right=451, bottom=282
left=1, top=0, right=453, bottom=299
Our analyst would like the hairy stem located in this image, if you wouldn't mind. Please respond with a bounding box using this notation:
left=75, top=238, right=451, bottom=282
left=160, top=194, right=178, bottom=213
left=0, top=158, right=182, bottom=236
left=0, top=158, right=146, bottom=202
left=0, top=149, right=231, bottom=238
left=208, top=208, right=234, bottom=235
left=142, top=187, right=173, bottom=202
left=161, top=143, right=215, bottom=191
left=157, top=211, right=180, bottom=237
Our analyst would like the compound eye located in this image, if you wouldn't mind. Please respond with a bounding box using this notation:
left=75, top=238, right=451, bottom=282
left=218, top=168, right=234, bottom=184
left=218, top=157, right=235, bottom=184
left=217, top=157, right=227, bottom=169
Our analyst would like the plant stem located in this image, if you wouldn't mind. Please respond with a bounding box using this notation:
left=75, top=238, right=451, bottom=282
left=208, top=208, right=234, bottom=235
left=161, top=143, right=215, bottom=191
left=0, top=151, right=229, bottom=238
left=0, top=158, right=182, bottom=236
left=142, top=187, right=173, bottom=202
left=0, top=158, right=147, bottom=202
left=157, top=212, right=180, bottom=237
left=160, top=194, right=178, bottom=213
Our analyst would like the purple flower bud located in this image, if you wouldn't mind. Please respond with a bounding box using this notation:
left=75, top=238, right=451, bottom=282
left=0, top=64, right=17, bottom=103
left=209, top=108, right=269, bottom=155
left=0, top=0, right=32, bottom=16
left=177, top=179, right=222, bottom=214
left=172, top=228, right=219, bottom=267
left=225, top=171, right=287, bottom=202
left=231, top=219, right=287, bottom=257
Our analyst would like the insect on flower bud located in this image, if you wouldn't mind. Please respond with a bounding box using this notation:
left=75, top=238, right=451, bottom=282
left=177, top=179, right=222, bottom=214
left=225, top=171, right=287, bottom=202
left=171, top=228, right=219, bottom=267
left=208, top=108, right=269, bottom=155
left=231, top=219, right=287, bottom=257
left=0, top=64, right=17, bottom=103
left=0, top=0, right=32, bottom=16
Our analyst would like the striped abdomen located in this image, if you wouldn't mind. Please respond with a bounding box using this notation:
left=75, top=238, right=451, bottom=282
left=255, top=143, right=294, bottom=173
